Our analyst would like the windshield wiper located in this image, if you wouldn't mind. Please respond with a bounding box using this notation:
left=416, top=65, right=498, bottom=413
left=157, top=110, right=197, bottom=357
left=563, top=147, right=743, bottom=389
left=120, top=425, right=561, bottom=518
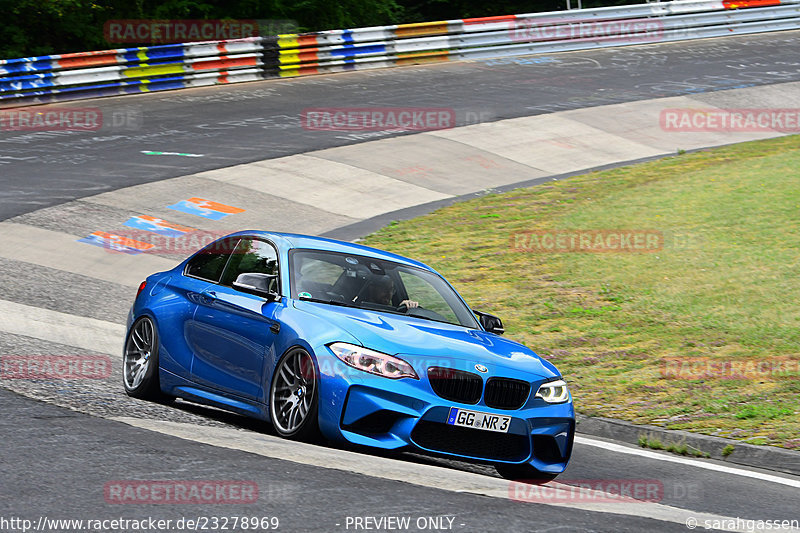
left=401, top=312, right=455, bottom=326
left=300, top=297, right=463, bottom=327
left=298, top=297, right=353, bottom=308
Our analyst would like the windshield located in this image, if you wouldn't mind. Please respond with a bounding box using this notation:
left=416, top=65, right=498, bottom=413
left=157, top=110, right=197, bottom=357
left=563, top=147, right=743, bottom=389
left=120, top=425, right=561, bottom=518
left=290, top=249, right=480, bottom=329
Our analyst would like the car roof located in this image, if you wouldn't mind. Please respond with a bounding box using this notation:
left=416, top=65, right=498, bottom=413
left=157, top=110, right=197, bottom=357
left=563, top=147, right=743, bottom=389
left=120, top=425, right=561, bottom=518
left=228, top=230, right=433, bottom=271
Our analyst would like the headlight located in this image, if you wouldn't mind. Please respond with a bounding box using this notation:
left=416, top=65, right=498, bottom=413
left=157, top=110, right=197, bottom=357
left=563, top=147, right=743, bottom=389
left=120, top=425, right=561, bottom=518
left=535, top=379, right=570, bottom=403
left=328, top=342, right=418, bottom=380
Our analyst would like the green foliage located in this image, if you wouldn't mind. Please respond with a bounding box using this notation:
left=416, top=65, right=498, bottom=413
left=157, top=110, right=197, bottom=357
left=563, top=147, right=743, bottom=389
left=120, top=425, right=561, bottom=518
left=639, top=434, right=710, bottom=458
left=735, top=405, right=793, bottom=421
left=396, top=0, right=643, bottom=23
left=3, top=0, right=651, bottom=59
left=721, top=444, right=735, bottom=457
left=287, top=0, right=402, bottom=31
left=1, top=0, right=402, bottom=58
left=1, top=0, right=113, bottom=58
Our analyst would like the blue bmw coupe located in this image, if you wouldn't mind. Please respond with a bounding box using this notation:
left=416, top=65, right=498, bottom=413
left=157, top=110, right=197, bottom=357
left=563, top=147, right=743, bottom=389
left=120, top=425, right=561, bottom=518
left=124, top=231, right=574, bottom=480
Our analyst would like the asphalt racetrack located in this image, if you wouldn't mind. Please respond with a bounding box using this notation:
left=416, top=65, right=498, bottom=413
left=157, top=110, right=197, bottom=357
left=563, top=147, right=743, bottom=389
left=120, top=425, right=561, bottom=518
left=1, top=30, right=799, bottom=533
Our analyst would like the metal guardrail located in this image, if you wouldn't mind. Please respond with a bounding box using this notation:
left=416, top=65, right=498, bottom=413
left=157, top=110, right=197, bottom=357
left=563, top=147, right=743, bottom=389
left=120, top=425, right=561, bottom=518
left=267, top=0, right=800, bottom=76
left=1, top=0, right=798, bottom=107
left=0, top=39, right=264, bottom=106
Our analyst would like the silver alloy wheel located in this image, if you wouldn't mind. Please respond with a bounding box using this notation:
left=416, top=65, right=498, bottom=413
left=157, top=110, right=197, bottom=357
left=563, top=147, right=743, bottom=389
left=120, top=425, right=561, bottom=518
left=124, top=317, right=154, bottom=390
left=271, top=348, right=316, bottom=434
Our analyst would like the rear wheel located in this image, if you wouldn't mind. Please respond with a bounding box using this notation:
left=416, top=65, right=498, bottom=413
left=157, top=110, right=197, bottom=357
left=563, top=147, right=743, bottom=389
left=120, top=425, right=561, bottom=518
left=123, top=316, right=167, bottom=401
left=495, top=463, right=558, bottom=483
left=269, top=347, right=320, bottom=440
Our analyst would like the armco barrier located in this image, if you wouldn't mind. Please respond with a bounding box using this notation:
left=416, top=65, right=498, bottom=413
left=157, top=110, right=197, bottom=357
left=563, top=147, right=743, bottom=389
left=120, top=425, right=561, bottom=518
left=1, top=0, right=799, bottom=107
left=267, top=0, right=800, bottom=77
left=0, top=38, right=266, bottom=106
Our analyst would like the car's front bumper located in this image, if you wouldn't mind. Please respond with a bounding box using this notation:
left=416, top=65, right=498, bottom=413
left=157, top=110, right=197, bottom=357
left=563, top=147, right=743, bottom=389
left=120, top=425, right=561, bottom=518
left=315, top=351, right=575, bottom=473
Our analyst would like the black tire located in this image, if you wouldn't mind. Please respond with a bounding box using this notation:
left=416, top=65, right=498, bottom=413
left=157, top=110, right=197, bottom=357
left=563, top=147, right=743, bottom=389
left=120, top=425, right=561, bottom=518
left=123, top=316, right=167, bottom=401
left=495, top=463, right=559, bottom=484
left=269, top=347, right=320, bottom=441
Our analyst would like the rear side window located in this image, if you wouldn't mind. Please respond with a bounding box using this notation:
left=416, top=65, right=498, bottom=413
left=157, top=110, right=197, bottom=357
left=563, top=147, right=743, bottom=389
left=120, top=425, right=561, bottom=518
left=185, top=237, right=241, bottom=282
left=221, top=238, right=279, bottom=287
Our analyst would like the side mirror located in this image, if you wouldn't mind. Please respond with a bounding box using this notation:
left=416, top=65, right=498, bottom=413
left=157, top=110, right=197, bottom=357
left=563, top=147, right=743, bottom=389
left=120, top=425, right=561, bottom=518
left=233, top=273, right=279, bottom=301
left=474, top=310, right=505, bottom=335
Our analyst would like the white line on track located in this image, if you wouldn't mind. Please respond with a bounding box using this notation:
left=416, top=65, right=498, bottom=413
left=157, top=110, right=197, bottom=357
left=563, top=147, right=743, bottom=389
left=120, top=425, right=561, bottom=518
left=575, top=436, right=800, bottom=489
left=114, top=417, right=788, bottom=533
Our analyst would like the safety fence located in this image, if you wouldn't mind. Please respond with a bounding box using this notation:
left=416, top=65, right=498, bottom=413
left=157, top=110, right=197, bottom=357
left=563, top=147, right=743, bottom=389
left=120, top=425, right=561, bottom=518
left=0, top=39, right=264, bottom=107
left=1, top=0, right=799, bottom=107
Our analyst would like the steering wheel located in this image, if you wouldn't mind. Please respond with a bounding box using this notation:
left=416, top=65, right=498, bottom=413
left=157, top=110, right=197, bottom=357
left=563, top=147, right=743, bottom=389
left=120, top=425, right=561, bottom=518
left=396, top=302, right=423, bottom=312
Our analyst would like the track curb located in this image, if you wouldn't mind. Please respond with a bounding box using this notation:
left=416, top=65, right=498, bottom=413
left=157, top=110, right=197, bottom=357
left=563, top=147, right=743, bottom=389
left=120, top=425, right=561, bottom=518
left=576, top=414, right=800, bottom=476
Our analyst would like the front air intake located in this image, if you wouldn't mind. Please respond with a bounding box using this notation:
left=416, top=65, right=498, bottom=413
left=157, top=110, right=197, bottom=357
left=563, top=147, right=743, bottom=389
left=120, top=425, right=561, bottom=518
left=427, top=366, right=482, bottom=404
left=484, top=377, right=531, bottom=410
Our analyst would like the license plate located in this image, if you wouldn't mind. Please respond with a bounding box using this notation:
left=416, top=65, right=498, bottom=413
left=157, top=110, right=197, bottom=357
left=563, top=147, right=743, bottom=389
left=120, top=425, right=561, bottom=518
left=446, top=407, right=511, bottom=433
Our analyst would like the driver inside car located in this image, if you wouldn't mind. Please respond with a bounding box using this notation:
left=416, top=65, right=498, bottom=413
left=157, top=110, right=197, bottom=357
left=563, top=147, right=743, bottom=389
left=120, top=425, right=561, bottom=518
left=365, top=275, right=418, bottom=309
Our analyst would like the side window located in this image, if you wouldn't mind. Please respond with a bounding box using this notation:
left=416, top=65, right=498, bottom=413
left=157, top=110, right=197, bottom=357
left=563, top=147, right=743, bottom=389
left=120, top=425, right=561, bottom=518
left=398, top=271, right=458, bottom=323
left=220, top=238, right=279, bottom=288
left=299, top=259, right=344, bottom=286
left=290, top=252, right=349, bottom=299
left=185, top=237, right=241, bottom=282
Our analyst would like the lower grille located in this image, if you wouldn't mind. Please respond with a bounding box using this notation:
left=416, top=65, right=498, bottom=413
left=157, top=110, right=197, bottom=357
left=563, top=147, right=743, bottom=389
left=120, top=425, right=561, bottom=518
left=484, top=378, right=531, bottom=410
left=410, top=420, right=530, bottom=462
left=343, top=410, right=401, bottom=436
left=532, top=435, right=565, bottom=463
left=427, top=367, right=482, bottom=404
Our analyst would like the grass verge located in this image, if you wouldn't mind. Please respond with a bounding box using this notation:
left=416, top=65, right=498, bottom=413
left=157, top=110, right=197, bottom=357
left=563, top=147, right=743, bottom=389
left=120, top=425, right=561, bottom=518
left=362, top=135, right=800, bottom=449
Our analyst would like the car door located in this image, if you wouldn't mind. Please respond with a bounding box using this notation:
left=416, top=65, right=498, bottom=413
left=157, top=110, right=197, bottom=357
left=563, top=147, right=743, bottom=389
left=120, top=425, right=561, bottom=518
left=158, top=236, right=242, bottom=380
left=189, top=237, right=281, bottom=402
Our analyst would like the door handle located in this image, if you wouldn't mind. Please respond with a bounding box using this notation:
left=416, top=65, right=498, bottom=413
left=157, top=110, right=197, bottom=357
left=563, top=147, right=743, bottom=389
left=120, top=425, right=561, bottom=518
left=201, top=291, right=217, bottom=304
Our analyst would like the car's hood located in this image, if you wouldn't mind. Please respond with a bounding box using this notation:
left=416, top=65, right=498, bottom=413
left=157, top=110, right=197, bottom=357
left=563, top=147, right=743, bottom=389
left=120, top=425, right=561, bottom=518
left=293, top=300, right=559, bottom=379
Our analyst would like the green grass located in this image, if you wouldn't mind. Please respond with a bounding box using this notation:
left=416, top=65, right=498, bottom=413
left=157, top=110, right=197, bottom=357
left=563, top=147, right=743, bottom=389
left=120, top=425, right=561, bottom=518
left=637, top=434, right=709, bottom=458
left=362, top=135, right=800, bottom=448
left=735, top=405, right=793, bottom=420
left=722, top=444, right=735, bottom=458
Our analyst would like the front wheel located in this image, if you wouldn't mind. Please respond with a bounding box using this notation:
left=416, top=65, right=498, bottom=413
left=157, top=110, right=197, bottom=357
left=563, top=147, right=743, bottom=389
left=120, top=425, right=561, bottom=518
left=495, top=463, right=558, bottom=484
left=269, top=347, right=320, bottom=441
left=123, top=316, right=167, bottom=401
